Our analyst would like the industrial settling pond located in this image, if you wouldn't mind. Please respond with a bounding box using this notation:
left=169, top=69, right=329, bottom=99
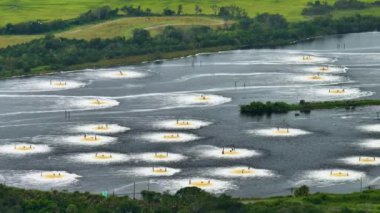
left=0, top=32, right=380, bottom=198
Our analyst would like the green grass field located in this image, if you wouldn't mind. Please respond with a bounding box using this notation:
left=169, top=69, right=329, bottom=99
left=1, top=0, right=377, bottom=27
left=333, top=6, right=380, bottom=18
left=0, top=34, right=39, bottom=48
left=0, top=0, right=379, bottom=48
left=0, top=16, right=225, bottom=48
left=57, top=16, right=225, bottom=39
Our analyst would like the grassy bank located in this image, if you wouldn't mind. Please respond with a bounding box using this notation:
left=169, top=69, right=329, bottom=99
left=0, top=16, right=225, bottom=48
left=240, top=99, right=380, bottom=115
left=1, top=0, right=379, bottom=26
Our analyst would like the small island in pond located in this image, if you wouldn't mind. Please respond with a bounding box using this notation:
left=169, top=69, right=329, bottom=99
left=240, top=99, right=380, bottom=115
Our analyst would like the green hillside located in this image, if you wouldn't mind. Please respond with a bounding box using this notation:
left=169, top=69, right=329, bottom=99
left=0, top=16, right=225, bottom=48
left=1, top=0, right=380, bottom=48
left=1, top=0, right=377, bottom=26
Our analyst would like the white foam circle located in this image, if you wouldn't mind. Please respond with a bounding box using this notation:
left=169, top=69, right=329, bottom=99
left=95, top=70, right=146, bottom=79
left=140, top=132, right=200, bottom=143
left=339, top=156, right=380, bottom=166
left=153, top=177, right=236, bottom=193
left=304, top=66, right=347, bottom=73
left=0, top=144, right=51, bottom=155
left=63, top=135, right=117, bottom=146
left=68, top=98, right=119, bottom=110
left=293, top=74, right=343, bottom=83
left=0, top=79, right=86, bottom=92
left=358, top=124, right=380, bottom=133
left=131, top=152, right=187, bottom=163
left=195, top=145, right=260, bottom=159
left=303, top=169, right=365, bottom=182
left=359, top=139, right=380, bottom=149
left=175, top=93, right=231, bottom=106
left=315, top=88, right=373, bottom=99
left=128, top=167, right=181, bottom=177
left=286, top=55, right=331, bottom=64
left=73, top=124, right=130, bottom=134
left=153, top=119, right=212, bottom=130
left=211, top=166, right=275, bottom=178
left=22, top=171, right=80, bottom=186
left=249, top=128, right=311, bottom=137
left=69, top=152, right=129, bottom=164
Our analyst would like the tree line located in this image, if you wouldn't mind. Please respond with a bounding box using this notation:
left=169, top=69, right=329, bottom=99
left=0, top=185, right=243, bottom=212
left=2, top=183, right=380, bottom=212
left=302, top=0, right=380, bottom=16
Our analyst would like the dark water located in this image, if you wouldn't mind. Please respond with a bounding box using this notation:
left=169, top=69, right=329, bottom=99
left=0, top=32, right=379, bottom=197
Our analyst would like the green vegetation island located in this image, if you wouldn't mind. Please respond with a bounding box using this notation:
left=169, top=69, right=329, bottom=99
left=240, top=99, right=380, bottom=115
left=2, top=184, right=380, bottom=212
left=0, top=0, right=380, bottom=78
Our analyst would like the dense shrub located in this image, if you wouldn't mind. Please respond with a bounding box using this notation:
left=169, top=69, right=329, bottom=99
left=295, top=185, right=310, bottom=197
left=120, top=5, right=153, bottom=16
left=218, top=5, right=248, bottom=19
left=302, top=1, right=333, bottom=15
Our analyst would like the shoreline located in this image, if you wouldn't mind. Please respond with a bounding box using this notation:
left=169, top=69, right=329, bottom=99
left=1, top=30, right=377, bottom=80
left=0, top=45, right=237, bottom=80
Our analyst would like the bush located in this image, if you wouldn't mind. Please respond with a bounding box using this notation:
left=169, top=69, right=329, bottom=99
left=132, top=29, right=151, bottom=44
left=334, top=0, right=368, bottom=9
left=163, top=8, right=176, bottom=16
left=295, top=185, right=310, bottom=197
left=302, top=1, right=333, bottom=16
left=218, top=5, right=248, bottom=19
